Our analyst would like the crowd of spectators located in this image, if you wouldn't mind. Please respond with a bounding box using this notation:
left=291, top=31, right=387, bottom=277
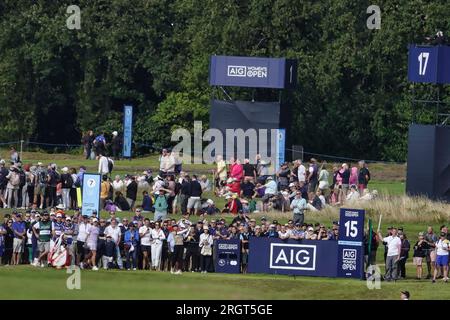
left=0, top=209, right=344, bottom=273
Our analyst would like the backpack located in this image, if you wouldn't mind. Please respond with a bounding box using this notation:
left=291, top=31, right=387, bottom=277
left=10, top=172, right=20, bottom=187
left=108, top=158, right=114, bottom=173
left=19, top=170, right=26, bottom=186
left=174, top=182, right=182, bottom=195
left=94, top=135, right=105, bottom=147
left=51, top=171, right=61, bottom=184
left=74, top=173, right=83, bottom=188
left=39, top=170, right=47, bottom=185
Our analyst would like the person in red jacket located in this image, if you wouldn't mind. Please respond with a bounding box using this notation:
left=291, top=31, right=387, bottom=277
left=226, top=178, right=241, bottom=194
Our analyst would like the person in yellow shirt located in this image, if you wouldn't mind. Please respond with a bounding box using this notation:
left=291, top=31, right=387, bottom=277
left=100, top=175, right=110, bottom=210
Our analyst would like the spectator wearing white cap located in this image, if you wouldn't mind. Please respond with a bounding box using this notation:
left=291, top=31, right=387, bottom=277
left=104, top=219, right=123, bottom=269
left=111, top=131, right=122, bottom=160
left=199, top=226, right=213, bottom=273
left=305, top=226, right=318, bottom=240
left=204, top=199, right=219, bottom=215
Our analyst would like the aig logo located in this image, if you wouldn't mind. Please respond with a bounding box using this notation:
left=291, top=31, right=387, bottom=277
left=227, top=65, right=268, bottom=78
left=227, top=65, right=246, bottom=77
left=343, top=249, right=357, bottom=260
left=269, top=243, right=316, bottom=271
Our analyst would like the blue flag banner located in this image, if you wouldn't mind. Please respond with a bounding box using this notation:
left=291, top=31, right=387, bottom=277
left=275, top=128, right=285, bottom=171
left=209, top=55, right=297, bottom=89
left=81, top=173, right=101, bottom=217
left=123, top=105, right=133, bottom=158
left=408, top=45, right=450, bottom=84
left=214, top=239, right=241, bottom=274
left=337, top=208, right=365, bottom=279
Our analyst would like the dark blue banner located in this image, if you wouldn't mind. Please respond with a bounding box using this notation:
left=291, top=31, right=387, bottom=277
left=81, top=173, right=101, bottom=217
left=248, top=238, right=338, bottom=277
left=337, top=208, right=365, bottom=279
left=408, top=45, right=450, bottom=84
left=123, top=105, right=133, bottom=158
left=209, top=56, right=297, bottom=89
left=214, top=239, right=241, bottom=274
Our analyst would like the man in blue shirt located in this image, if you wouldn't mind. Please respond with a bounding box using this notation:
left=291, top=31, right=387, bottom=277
left=141, top=191, right=153, bottom=213
left=12, top=213, right=26, bottom=265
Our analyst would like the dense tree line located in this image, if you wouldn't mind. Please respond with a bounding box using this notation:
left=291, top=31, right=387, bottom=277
left=0, top=0, right=449, bottom=161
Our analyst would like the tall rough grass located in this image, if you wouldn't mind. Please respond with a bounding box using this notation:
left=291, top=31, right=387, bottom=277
left=248, top=195, right=450, bottom=224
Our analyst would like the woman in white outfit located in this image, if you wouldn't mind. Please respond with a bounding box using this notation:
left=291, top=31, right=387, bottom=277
left=150, top=222, right=166, bottom=270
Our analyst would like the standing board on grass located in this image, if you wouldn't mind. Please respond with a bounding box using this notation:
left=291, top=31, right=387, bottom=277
left=81, top=173, right=101, bottom=217
left=337, top=208, right=365, bottom=279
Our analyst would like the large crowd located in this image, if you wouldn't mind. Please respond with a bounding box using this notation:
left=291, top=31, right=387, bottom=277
left=0, top=135, right=448, bottom=282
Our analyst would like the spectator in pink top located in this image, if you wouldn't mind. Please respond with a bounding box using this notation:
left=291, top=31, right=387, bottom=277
left=349, top=165, right=358, bottom=186
left=230, top=158, right=243, bottom=181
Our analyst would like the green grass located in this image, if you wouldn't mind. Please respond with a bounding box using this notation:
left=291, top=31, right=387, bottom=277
left=369, top=180, right=405, bottom=196
left=0, top=262, right=448, bottom=300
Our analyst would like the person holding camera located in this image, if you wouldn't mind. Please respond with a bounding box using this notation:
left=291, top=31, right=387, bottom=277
left=316, top=225, right=329, bottom=240
left=199, top=226, right=213, bottom=273
left=139, top=218, right=152, bottom=270
left=150, top=222, right=166, bottom=270
left=169, top=224, right=189, bottom=274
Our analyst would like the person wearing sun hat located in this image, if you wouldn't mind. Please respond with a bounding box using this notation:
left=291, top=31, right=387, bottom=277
left=199, top=225, right=214, bottom=273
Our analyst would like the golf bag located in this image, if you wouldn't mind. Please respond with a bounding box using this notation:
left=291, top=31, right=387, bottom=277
left=48, top=235, right=71, bottom=268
